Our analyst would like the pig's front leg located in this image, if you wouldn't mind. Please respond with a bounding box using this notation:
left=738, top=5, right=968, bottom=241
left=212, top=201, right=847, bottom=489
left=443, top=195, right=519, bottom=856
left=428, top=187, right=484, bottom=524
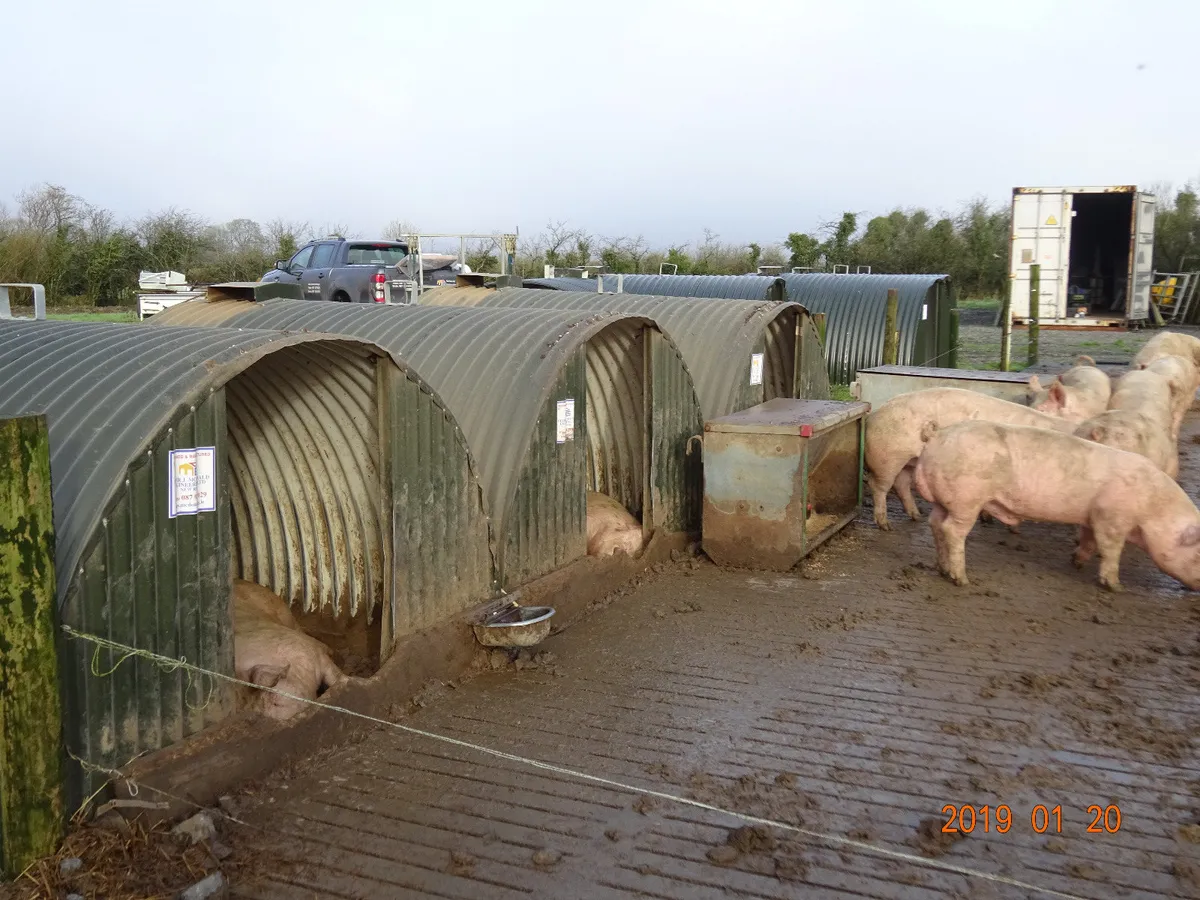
left=868, top=471, right=893, bottom=531
left=937, top=508, right=978, bottom=586
left=1073, top=526, right=1097, bottom=569
left=1093, top=521, right=1132, bottom=592
left=894, top=468, right=923, bottom=522
left=928, top=504, right=951, bottom=575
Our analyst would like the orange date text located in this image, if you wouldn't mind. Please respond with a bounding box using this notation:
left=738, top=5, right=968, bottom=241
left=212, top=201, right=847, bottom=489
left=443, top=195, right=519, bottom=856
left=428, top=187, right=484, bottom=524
left=940, top=804, right=1121, bottom=835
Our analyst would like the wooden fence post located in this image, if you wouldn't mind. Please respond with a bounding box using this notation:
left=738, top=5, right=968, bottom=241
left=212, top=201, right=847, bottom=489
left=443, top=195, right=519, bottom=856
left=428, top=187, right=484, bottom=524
left=0, top=415, right=64, bottom=877
left=948, top=307, right=960, bottom=369
left=1000, top=282, right=1013, bottom=372
left=883, top=288, right=899, bottom=365
left=1028, top=264, right=1041, bottom=367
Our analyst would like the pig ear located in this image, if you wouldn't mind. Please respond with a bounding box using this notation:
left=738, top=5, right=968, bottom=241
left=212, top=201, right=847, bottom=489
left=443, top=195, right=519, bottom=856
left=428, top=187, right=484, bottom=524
left=1028, top=375, right=1041, bottom=391
left=1048, top=382, right=1068, bottom=407
left=249, top=663, right=289, bottom=689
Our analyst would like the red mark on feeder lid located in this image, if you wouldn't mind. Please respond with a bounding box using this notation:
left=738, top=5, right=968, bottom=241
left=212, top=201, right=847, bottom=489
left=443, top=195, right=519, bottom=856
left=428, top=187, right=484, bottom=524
left=799, top=425, right=813, bottom=437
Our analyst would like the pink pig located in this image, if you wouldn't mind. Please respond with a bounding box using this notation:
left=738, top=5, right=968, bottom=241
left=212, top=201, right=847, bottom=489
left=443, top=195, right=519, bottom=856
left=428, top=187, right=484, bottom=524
left=865, top=387, right=1076, bottom=530
left=586, top=492, right=645, bottom=557
left=232, top=579, right=347, bottom=721
left=913, top=420, right=1200, bottom=592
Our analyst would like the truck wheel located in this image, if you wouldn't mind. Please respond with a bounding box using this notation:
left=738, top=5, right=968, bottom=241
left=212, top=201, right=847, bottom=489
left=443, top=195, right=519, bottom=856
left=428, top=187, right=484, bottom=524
left=332, top=291, right=350, bottom=303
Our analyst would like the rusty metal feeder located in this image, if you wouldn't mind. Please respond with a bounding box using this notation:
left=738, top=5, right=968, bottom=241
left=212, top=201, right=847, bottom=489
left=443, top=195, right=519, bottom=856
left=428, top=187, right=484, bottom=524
left=701, top=398, right=869, bottom=571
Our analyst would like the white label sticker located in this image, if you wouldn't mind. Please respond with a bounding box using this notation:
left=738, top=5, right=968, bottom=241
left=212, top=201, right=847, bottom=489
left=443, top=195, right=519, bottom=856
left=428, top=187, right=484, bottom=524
left=749, top=353, right=764, bottom=386
left=305, top=283, right=320, bottom=294
left=556, top=399, right=575, bottom=443
left=169, top=447, right=217, bottom=518
left=922, top=304, right=928, bottom=320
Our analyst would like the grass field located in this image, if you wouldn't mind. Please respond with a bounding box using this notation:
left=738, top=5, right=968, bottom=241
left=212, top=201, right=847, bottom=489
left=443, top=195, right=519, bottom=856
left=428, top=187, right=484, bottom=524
left=46, top=310, right=137, bottom=323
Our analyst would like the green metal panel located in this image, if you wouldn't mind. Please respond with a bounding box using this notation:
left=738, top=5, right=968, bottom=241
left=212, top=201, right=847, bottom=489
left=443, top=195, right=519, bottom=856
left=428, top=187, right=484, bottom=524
left=502, top=354, right=589, bottom=587
left=62, top=392, right=233, bottom=807
left=649, top=329, right=703, bottom=533
left=388, top=366, right=494, bottom=633
left=798, top=317, right=833, bottom=400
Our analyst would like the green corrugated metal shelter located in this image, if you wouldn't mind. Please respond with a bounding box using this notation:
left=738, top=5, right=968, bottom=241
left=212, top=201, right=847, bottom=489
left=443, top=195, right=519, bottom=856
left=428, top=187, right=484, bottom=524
left=420, top=285, right=831, bottom=417
left=149, top=298, right=704, bottom=587
left=780, top=273, right=956, bottom=383
left=0, top=319, right=491, bottom=807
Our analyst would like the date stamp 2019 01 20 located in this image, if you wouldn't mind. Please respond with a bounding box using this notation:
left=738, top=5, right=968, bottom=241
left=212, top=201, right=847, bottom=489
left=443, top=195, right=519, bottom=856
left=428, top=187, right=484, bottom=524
left=941, top=804, right=1122, bottom=835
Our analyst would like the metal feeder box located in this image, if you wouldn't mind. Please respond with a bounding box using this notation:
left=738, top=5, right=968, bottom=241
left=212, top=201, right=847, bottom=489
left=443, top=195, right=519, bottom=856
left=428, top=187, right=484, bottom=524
left=701, top=398, right=868, bottom=570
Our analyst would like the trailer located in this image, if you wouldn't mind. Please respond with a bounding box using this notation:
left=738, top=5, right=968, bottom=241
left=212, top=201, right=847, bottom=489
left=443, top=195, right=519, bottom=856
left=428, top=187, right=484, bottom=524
left=1008, top=185, right=1156, bottom=327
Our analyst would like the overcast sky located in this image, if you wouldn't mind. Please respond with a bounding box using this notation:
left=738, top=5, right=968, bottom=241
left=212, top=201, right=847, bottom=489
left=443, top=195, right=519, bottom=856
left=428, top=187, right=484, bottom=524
left=2, top=0, right=1196, bottom=247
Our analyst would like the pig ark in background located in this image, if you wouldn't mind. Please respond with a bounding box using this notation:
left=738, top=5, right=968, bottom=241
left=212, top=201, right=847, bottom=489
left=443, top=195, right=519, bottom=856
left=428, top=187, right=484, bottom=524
left=586, top=491, right=645, bottom=558
left=232, top=579, right=347, bottom=721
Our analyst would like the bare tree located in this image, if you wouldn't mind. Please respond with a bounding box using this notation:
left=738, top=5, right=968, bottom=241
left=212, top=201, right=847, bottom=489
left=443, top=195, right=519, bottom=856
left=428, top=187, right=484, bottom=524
left=316, top=221, right=353, bottom=240
left=383, top=218, right=421, bottom=241
left=17, top=183, right=82, bottom=233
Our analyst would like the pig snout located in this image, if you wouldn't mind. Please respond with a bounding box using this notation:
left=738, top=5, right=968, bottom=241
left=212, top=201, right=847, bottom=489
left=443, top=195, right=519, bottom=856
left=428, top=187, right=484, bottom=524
left=586, top=491, right=645, bottom=558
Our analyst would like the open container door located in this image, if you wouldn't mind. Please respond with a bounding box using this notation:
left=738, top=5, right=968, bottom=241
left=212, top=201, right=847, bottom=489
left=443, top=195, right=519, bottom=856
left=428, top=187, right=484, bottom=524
left=1128, top=192, right=1157, bottom=322
left=1010, top=189, right=1071, bottom=322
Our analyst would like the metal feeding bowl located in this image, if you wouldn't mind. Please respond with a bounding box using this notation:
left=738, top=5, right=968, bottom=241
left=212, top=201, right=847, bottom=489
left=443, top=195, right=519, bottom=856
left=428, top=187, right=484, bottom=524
left=472, top=601, right=556, bottom=648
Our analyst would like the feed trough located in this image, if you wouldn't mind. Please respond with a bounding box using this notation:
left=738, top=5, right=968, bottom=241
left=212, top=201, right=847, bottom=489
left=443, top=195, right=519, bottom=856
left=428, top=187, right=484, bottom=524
left=472, top=601, right=556, bottom=648
left=701, top=398, right=869, bottom=570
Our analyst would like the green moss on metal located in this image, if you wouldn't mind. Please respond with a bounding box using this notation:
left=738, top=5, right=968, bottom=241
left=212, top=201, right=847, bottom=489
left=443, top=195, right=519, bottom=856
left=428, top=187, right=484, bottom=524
left=0, top=415, right=64, bottom=876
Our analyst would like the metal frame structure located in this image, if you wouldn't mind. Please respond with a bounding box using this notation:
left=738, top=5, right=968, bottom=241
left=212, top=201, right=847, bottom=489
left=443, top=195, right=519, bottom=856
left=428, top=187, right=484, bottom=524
left=1151, top=271, right=1200, bottom=323
left=398, top=231, right=518, bottom=302
left=0, top=283, right=46, bottom=320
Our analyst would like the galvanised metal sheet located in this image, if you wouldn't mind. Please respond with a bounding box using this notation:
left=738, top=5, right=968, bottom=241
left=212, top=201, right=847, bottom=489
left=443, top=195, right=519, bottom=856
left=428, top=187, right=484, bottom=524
left=149, top=299, right=701, bottom=581
left=781, top=273, right=955, bottom=383
left=525, top=274, right=785, bottom=302
left=421, top=287, right=830, bottom=419
left=0, top=320, right=478, bottom=807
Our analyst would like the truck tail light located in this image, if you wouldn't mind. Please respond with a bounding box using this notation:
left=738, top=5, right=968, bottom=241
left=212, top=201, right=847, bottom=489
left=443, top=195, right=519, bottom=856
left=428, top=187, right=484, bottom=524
left=373, top=271, right=387, bottom=303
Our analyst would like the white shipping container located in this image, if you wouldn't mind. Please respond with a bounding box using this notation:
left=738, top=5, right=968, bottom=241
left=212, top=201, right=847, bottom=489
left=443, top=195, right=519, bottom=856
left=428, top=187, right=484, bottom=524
left=1007, top=186, right=1156, bottom=325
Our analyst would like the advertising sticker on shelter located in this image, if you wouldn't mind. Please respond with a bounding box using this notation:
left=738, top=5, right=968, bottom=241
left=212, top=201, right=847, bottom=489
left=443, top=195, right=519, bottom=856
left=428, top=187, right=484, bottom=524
left=556, top=399, right=575, bottom=443
left=749, top=353, right=764, bottom=386
left=169, top=447, right=217, bottom=518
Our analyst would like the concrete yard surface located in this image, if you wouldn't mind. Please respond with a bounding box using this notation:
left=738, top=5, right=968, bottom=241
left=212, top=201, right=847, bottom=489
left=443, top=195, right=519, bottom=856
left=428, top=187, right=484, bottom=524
left=215, top=422, right=1200, bottom=899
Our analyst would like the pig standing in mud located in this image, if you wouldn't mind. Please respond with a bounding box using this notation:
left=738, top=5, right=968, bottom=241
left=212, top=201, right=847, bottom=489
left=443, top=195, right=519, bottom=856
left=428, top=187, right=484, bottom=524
left=233, top=579, right=347, bottom=721
left=865, top=388, right=1077, bottom=529
left=913, top=420, right=1200, bottom=592
left=586, top=491, right=645, bottom=557
left=1026, top=356, right=1112, bottom=423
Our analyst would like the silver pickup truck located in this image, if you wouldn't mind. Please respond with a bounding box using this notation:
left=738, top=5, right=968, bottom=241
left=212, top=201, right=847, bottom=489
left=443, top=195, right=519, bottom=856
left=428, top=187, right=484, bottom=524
left=261, top=238, right=412, bottom=303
